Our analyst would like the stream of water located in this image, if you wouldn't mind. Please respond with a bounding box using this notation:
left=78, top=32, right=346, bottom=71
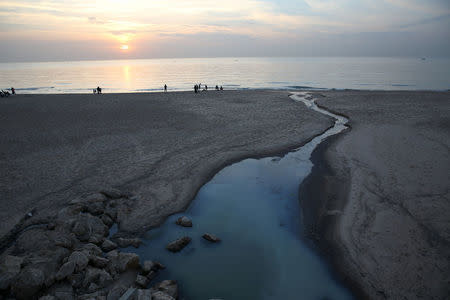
left=125, top=92, right=351, bottom=299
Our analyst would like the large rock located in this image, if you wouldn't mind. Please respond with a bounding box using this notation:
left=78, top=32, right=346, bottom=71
left=82, top=243, right=103, bottom=256
left=106, top=251, right=140, bottom=274
left=102, top=239, right=118, bottom=252
left=68, top=251, right=89, bottom=272
left=11, top=267, right=45, bottom=299
left=151, top=280, right=178, bottom=299
left=166, top=237, right=191, bottom=252
left=136, top=289, right=152, bottom=300
left=202, top=233, right=221, bottom=243
left=83, top=267, right=113, bottom=289
left=0, top=255, right=23, bottom=290
left=114, top=237, right=142, bottom=248
left=71, top=213, right=108, bottom=242
left=55, top=261, right=76, bottom=281
left=89, top=255, right=109, bottom=268
left=116, top=253, right=140, bottom=273
left=175, top=216, right=192, bottom=227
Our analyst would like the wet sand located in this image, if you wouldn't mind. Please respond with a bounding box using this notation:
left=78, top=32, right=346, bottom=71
left=0, top=90, right=333, bottom=242
left=303, top=91, right=450, bottom=299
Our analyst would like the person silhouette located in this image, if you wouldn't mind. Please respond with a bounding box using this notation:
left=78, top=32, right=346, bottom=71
left=97, top=86, right=102, bottom=94
left=11, top=87, right=15, bottom=95
left=194, top=84, right=198, bottom=93
left=220, top=86, right=223, bottom=91
left=164, top=84, right=167, bottom=92
left=205, top=85, right=208, bottom=91
left=215, top=85, right=219, bottom=91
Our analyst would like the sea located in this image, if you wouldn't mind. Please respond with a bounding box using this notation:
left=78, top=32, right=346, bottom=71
left=1, top=57, right=449, bottom=93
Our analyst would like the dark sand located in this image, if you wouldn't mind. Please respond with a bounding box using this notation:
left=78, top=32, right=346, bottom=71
left=304, top=91, right=450, bottom=299
left=0, top=90, right=333, bottom=241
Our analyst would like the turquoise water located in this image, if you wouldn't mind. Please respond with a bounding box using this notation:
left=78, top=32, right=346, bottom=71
left=1, top=57, right=449, bottom=93
left=125, top=94, right=352, bottom=299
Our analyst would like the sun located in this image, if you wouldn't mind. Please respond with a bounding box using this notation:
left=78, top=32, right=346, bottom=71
left=120, top=45, right=129, bottom=51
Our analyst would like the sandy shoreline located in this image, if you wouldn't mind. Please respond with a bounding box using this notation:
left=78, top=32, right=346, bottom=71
left=302, top=90, right=450, bottom=299
left=0, top=90, right=333, bottom=243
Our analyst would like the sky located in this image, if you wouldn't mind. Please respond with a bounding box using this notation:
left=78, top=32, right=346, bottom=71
left=0, top=0, right=449, bottom=62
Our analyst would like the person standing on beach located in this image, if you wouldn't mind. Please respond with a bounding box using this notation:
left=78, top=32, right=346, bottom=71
left=205, top=85, right=208, bottom=91
left=164, top=84, right=167, bottom=92
left=194, top=84, right=198, bottom=93
left=11, top=87, right=15, bottom=95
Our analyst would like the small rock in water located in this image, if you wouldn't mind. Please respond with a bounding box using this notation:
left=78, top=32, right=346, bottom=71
left=202, top=233, right=221, bottom=243
left=166, top=237, right=191, bottom=252
left=175, top=216, right=192, bottom=227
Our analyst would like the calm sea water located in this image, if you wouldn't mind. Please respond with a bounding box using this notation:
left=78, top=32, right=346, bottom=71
left=1, top=57, right=449, bottom=93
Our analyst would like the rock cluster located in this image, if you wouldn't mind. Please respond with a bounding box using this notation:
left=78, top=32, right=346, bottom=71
left=0, top=189, right=177, bottom=300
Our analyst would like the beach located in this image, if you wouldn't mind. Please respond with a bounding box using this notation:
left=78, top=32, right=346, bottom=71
left=302, top=90, right=450, bottom=299
left=1, top=89, right=449, bottom=299
left=0, top=90, right=333, bottom=242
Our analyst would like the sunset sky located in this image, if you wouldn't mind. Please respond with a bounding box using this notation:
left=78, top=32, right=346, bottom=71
left=1, top=0, right=449, bottom=62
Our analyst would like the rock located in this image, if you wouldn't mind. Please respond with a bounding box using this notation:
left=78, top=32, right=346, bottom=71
left=146, top=271, right=157, bottom=281
left=135, top=289, right=152, bottom=300
left=11, top=267, right=45, bottom=300
left=55, top=261, right=76, bottom=281
left=152, top=291, right=175, bottom=300
left=68, top=273, right=83, bottom=288
left=83, top=243, right=103, bottom=256
left=50, top=283, right=74, bottom=300
left=54, top=234, right=75, bottom=249
left=116, top=253, right=140, bottom=273
left=100, top=188, right=125, bottom=199
left=0, top=255, right=23, bottom=290
left=88, top=234, right=105, bottom=245
left=68, top=251, right=89, bottom=272
left=154, top=262, right=166, bottom=270
left=101, top=215, right=114, bottom=227
left=89, top=255, right=109, bottom=268
left=71, top=193, right=107, bottom=205
left=175, top=216, right=192, bottom=227
left=141, top=261, right=156, bottom=274
left=72, top=213, right=108, bottom=242
left=83, top=267, right=113, bottom=289
left=84, top=201, right=105, bottom=216
left=135, top=275, right=148, bottom=288
left=151, top=280, right=178, bottom=299
left=39, top=296, right=56, bottom=300
left=117, top=287, right=136, bottom=300
left=166, top=237, right=191, bottom=252
left=115, top=237, right=142, bottom=248
left=88, top=282, right=100, bottom=293
left=102, top=239, right=118, bottom=252
left=104, top=206, right=118, bottom=221
left=106, top=284, right=127, bottom=300
left=78, top=290, right=106, bottom=300
left=202, top=233, right=221, bottom=243
left=106, top=251, right=139, bottom=274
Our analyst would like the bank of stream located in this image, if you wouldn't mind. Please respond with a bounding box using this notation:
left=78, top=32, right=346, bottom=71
left=124, top=92, right=351, bottom=299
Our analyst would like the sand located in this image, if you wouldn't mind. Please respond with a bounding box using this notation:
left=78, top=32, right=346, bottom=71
left=0, top=90, right=333, bottom=242
left=307, top=91, right=450, bottom=299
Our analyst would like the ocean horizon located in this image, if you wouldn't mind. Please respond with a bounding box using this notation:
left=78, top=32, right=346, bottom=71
left=1, top=56, right=449, bottom=94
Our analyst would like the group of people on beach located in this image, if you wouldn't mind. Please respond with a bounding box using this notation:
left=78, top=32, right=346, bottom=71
left=194, top=83, right=223, bottom=93
left=93, top=86, right=102, bottom=94
left=1, top=87, right=15, bottom=97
